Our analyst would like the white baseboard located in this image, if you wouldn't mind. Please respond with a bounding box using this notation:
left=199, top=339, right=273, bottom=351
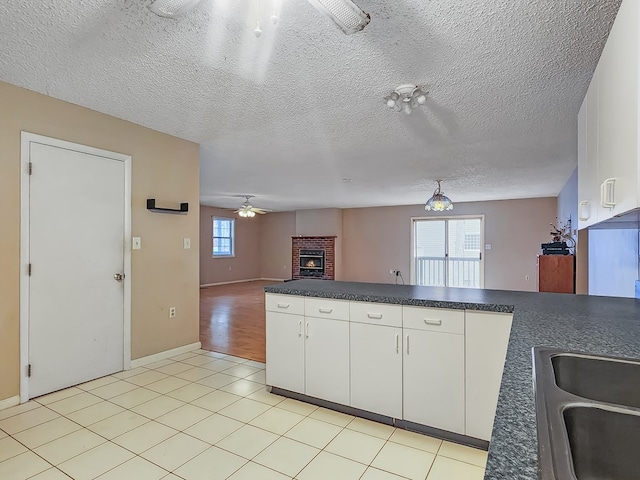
left=200, top=278, right=287, bottom=288
left=0, top=395, right=20, bottom=411
left=130, top=342, right=202, bottom=369
left=200, top=278, right=262, bottom=288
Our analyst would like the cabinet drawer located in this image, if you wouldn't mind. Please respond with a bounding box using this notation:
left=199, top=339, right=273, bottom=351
left=305, top=298, right=349, bottom=321
left=265, top=294, right=305, bottom=315
left=350, top=301, right=402, bottom=327
left=403, top=306, right=464, bottom=334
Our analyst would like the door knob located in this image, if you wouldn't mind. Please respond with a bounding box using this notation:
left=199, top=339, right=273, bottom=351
left=114, top=273, right=125, bottom=282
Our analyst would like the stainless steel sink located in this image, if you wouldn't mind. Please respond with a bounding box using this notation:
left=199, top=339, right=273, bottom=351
left=552, top=354, right=640, bottom=408
left=533, top=348, right=640, bottom=480
left=563, top=406, right=640, bottom=480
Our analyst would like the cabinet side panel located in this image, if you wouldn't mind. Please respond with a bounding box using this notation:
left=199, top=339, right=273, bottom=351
left=465, top=311, right=513, bottom=441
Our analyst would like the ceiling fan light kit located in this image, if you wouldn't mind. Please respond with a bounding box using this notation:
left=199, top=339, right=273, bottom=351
left=148, top=0, right=202, bottom=18
left=234, top=195, right=271, bottom=218
left=384, top=85, right=428, bottom=115
left=307, top=0, right=371, bottom=35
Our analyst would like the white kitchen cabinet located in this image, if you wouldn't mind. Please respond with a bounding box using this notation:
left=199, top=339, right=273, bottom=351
left=577, top=87, right=599, bottom=229
left=350, top=321, right=403, bottom=418
left=266, top=294, right=350, bottom=404
left=595, top=0, right=639, bottom=223
left=305, top=316, right=350, bottom=405
left=402, top=327, right=465, bottom=434
left=266, top=294, right=512, bottom=441
left=465, top=311, right=513, bottom=441
left=578, top=0, right=640, bottom=229
left=265, top=310, right=305, bottom=394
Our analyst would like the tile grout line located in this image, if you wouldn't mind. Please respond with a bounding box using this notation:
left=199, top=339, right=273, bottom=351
left=2, top=349, right=486, bottom=480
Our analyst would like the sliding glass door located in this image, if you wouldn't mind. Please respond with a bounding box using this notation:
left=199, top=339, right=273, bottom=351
left=412, top=217, right=484, bottom=288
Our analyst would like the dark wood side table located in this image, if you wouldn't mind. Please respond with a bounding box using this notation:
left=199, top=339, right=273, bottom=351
left=538, top=255, right=576, bottom=294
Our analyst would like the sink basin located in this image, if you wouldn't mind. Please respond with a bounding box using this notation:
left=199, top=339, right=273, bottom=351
left=552, top=354, right=640, bottom=408
left=564, top=405, right=640, bottom=480
left=533, top=348, right=640, bottom=480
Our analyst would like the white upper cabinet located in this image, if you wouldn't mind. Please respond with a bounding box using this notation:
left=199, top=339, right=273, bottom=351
left=578, top=77, right=600, bottom=228
left=578, top=0, right=640, bottom=228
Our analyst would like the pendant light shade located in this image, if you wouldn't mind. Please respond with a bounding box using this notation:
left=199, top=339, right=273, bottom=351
left=425, top=180, right=454, bottom=211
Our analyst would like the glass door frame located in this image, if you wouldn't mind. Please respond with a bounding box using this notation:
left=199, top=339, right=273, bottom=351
left=410, top=214, right=486, bottom=289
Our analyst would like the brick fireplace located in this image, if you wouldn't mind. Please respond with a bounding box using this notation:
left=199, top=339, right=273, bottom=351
left=292, top=236, right=336, bottom=280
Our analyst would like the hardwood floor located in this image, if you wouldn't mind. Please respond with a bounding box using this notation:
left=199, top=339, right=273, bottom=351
left=200, top=280, right=278, bottom=362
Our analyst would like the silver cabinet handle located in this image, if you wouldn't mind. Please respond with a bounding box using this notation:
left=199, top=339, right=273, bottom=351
left=305, top=322, right=310, bottom=338
left=367, top=313, right=383, bottom=319
left=277, top=303, right=290, bottom=309
left=406, top=334, right=410, bottom=354
left=114, top=273, right=125, bottom=282
left=395, top=333, right=399, bottom=353
left=319, top=308, right=333, bottom=314
left=298, top=320, right=302, bottom=337
left=423, top=318, right=442, bottom=326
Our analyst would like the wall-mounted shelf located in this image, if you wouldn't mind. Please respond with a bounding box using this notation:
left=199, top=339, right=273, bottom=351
left=146, top=198, right=189, bottom=214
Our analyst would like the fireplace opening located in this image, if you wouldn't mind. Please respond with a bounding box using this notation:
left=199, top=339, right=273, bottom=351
left=299, top=249, right=325, bottom=277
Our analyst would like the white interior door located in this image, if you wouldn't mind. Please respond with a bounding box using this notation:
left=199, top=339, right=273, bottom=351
left=27, top=141, right=126, bottom=398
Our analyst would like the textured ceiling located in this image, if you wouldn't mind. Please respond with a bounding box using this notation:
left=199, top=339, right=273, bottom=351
left=0, top=0, right=622, bottom=211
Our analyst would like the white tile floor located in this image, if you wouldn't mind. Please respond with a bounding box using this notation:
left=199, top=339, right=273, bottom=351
left=0, top=349, right=488, bottom=480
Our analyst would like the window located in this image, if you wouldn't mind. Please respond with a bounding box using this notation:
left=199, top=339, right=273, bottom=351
left=212, top=217, right=234, bottom=257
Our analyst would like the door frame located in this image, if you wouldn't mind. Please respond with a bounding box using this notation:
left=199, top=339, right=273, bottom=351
left=19, top=132, right=132, bottom=402
left=410, top=214, right=486, bottom=288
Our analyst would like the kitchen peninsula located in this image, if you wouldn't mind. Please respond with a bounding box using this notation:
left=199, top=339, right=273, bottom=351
left=264, top=279, right=640, bottom=480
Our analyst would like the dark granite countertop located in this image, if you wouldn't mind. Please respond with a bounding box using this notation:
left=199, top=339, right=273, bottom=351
left=264, top=279, right=640, bottom=480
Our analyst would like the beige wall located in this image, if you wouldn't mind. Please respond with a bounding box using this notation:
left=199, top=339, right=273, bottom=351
left=295, top=209, right=344, bottom=280
left=200, top=206, right=261, bottom=285
left=0, top=81, right=200, bottom=402
left=260, top=212, right=296, bottom=280
left=342, top=197, right=557, bottom=291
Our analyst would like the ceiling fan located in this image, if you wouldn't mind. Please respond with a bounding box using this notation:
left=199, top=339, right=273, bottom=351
left=148, top=0, right=370, bottom=35
left=234, top=196, right=271, bottom=217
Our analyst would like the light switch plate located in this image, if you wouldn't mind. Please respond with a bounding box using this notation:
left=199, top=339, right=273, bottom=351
left=133, top=237, right=141, bottom=250
left=183, top=237, right=191, bottom=249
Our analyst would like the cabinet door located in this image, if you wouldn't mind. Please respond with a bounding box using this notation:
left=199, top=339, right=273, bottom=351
left=305, top=317, right=350, bottom=405
left=596, top=0, right=639, bottom=222
left=583, top=72, right=601, bottom=227
left=265, top=312, right=304, bottom=394
left=465, top=311, right=513, bottom=441
left=403, top=329, right=464, bottom=434
left=350, top=322, right=402, bottom=418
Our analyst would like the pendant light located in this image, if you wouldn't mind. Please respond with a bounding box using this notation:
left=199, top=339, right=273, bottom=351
left=425, top=180, right=454, bottom=211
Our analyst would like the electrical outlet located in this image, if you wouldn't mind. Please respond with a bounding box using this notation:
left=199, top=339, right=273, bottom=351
left=169, top=307, right=176, bottom=318
left=389, top=269, right=399, bottom=275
